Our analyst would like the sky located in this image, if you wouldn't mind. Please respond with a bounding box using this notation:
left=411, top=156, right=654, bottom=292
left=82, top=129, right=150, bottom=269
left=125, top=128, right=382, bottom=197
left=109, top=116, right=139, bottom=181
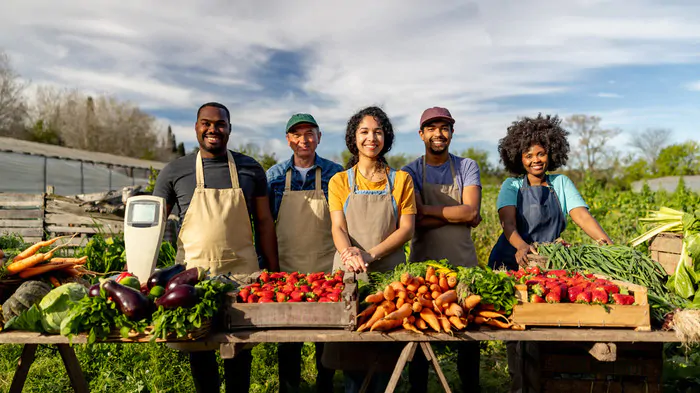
left=2, top=0, right=700, bottom=164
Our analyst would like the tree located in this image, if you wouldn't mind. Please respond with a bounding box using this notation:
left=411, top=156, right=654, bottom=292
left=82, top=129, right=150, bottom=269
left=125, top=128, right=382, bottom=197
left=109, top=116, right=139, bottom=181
left=629, top=128, right=671, bottom=173
left=386, top=153, right=413, bottom=170
left=235, top=142, right=278, bottom=171
left=460, top=147, right=493, bottom=176
left=176, top=142, right=186, bottom=157
left=0, top=51, right=27, bottom=138
left=656, top=142, right=700, bottom=177
left=565, top=115, right=621, bottom=172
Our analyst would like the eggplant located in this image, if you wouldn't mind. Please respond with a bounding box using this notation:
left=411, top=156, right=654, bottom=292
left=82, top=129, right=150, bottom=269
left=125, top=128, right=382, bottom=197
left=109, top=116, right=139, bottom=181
left=155, top=284, right=198, bottom=309
left=88, top=284, right=101, bottom=298
left=165, top=267, right=207, bottom=292
left=147, top=264, right=186, bottom=290
left=102, top=280, right=152, bottom=321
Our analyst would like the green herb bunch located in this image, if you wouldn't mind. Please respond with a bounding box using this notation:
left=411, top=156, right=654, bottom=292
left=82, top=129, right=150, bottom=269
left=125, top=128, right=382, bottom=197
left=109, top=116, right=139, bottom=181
left=455, top=266, right=517, bottom=315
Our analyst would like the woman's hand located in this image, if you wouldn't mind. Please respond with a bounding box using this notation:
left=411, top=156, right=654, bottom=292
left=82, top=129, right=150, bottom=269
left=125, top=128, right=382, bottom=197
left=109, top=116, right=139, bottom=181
left=515, top=243, right=537, bottom=267
left=341, top=247, right=374, bottom=272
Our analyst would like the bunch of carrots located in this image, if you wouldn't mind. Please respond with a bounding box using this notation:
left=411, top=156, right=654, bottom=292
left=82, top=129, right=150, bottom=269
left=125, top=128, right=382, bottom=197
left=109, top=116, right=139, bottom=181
left=356, top=266, right=517, bottom=333
left=4, top=235, right=89, bottom=282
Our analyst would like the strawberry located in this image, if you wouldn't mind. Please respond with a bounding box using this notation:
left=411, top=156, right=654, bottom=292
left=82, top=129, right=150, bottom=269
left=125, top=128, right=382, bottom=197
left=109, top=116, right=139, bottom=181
left=311, top=279, right=325, bottom=289
left=568, top=286, right=583, bottom=302
left=545, top=291, right=561, bottom=303
left=530, top=283, right=546, bottom=297
left=286, top=275, right=299, bottom=285
left=259, top=271, right=270, bottom=283
left=327, top=293, right=340, bottom=302
left=239, top=288, right=250, bottom=302
left=592, top=289, right=608, bottom=304
left=282, top=283, right=295, bottom=295
left=527, top=266, right=541, bottom=276
left=547, top=270, right=568, bottom=278
left=261, top=283, right=275, bottom=292
left=290, top=290, right=304, bottom=302
left=299, top=285, right=311, bottom=293
left=259, top=290, right=274, bottom=299
left=247, top=294, right=259, bottom=303
left=322, top=279, right=338, bottom=289
left=575, top=291, right=592, bottom=304
left=270, top=272, right=285, bottom=280
left=530, top=294, right=545, bottom=303
left=612, top=293, right=635, bottom=305
left=258, top=297, right=274, bottom=303
left=276, top=292, right=287, bottom=303
left=306, top=296, right=318, bottom=302
left=318, top=297, right=332, bottom=303
left=312, top=287, right=324, bottom=297
left=603, top=285, right=620, bottom=294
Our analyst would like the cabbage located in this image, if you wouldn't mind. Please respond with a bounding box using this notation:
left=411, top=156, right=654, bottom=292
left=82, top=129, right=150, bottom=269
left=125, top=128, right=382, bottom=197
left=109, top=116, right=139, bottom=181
left=39, top=283, right=88, bottom=333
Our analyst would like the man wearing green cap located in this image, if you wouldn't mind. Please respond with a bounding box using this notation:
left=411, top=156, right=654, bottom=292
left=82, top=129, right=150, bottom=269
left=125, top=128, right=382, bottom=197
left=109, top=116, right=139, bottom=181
left=267, top=113, right=343, bottom=393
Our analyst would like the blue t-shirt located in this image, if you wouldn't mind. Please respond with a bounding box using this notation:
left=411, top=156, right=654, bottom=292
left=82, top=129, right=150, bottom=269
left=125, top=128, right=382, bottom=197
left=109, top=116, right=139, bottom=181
left=496, top=174, right=588, bottom=215
left=266, top=154, right=343, bottom=221
left=402, top=154, right=481, bottom=195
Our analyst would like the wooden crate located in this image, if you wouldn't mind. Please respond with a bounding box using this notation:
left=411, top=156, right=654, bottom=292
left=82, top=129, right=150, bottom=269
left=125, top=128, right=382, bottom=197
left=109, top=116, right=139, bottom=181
left=649, top=232, right=689, bottom=275
left=511, top=277, right=651, bottom=331
left=223, top=282, right=358, bottom=330
left=0, top=193, right=44, bottom=243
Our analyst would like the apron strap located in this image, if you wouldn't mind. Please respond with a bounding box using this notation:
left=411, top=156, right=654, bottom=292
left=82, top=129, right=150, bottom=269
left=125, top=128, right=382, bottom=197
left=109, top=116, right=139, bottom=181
left=195, top=151, right=205, bottom=188
left=449, top=156, right=457, bottom=187
left=346, top=168, right=356, bottom=191
left=284, top=169, right=292, bottom=192
left=314, top=167, right=322, bottom=191
left=388, top=168, right=398, bottom=218
left=226, top=150, right=240, bottom=189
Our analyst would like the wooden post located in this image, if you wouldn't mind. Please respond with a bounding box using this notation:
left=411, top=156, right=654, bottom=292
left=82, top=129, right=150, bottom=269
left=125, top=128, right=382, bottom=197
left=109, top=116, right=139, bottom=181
left=42, top=156, right=47, bottom=193
left=80, top=161, right=85, bottom=194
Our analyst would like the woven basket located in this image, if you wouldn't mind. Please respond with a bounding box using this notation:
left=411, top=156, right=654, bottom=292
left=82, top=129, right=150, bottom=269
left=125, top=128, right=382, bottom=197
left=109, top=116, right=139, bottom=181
left=100, top=319, right=212, bottom=342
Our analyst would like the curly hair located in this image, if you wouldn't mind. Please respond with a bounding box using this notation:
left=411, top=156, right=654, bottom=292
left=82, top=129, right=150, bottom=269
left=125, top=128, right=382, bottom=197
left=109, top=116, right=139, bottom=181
left=344, top=106, right=395, bottom=169
left=498, top=113, right=570, bottom=175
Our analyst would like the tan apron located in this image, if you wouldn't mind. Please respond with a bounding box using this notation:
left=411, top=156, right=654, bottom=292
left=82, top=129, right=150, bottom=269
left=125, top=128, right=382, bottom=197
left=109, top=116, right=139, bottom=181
left=410, top=157, right=478, bottom=267
left=323, top=167, right=405, bottom=372
left=175, top=150, right=259, bottom=276
left=276, top=167, right=335, bottom=273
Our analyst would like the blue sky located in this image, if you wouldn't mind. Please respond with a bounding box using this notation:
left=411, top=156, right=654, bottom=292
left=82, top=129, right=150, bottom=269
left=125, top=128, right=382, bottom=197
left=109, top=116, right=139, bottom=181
left=2, top=0, right=700, bottom=165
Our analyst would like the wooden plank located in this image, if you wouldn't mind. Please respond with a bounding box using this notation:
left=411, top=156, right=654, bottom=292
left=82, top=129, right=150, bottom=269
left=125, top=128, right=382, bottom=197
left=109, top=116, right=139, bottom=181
left=0, top=219, right=43, bottom=228
left=45, top=213, right=123, bottom=227
left=0, top=227, right=43, bottom=237
left=0, top=210, right=43, bottom=219
left=420, top=342, right=452, bottom=393
left=0, top=201, right=42, bottom=207
left=0, top=194, right=43, bottom=204
left=22, top=237, right=43, bottom=244
left=46, top=226, right=104, bottom=234
left=56, top=344, right=89, bottom=393
left=9, top=344, right=38, bottom=393
left=384, top=342, right=418, bottom=393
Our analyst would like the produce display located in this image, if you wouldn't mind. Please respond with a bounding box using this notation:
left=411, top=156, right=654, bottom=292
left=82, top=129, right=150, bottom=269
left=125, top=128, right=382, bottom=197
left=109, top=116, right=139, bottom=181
left=1, top=235, right=92, bottom=283
left=356, top=262, right=519, bottom=333
left=236, top=270, right=346, bottom=303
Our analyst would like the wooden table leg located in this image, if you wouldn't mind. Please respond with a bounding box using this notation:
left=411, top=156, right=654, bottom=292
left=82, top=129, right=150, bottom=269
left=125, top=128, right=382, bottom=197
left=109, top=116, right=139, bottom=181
left=383, top=342, right=418, bottom=393
left=56, top=344, right=89, bottom=393
left=359, top=361, right=378, bottom=393
left=9, top=344, right=38, bottom=393
left=419, top=342, right=452, bottom=393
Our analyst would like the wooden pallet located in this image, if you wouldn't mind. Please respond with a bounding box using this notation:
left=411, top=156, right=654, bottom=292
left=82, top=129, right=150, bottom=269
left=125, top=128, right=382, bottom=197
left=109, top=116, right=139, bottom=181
left=511, top=277, right=651, bottom=331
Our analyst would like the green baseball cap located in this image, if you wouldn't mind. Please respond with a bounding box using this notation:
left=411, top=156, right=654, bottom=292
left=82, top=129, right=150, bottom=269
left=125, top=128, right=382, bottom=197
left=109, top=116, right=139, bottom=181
left=285, top=113, right=319, bottom=133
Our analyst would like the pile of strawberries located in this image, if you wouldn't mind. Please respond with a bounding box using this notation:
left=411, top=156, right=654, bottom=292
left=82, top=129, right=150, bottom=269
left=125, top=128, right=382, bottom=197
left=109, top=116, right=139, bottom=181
left=237, top=270, right=345, bottom=303
left=509, top=266, right=636, bottom=305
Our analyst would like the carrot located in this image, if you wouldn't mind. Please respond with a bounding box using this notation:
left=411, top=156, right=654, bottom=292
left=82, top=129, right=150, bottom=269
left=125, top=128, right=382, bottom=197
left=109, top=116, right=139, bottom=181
left=406, top=315, right=415, bottom=324
left=449, top=316, right=467, bottom=330
left=462, top=295, right=482, bottom=310
left=415, top=318, right=428, bottom=330
left=379, top=300, right=397, bottom=313
left=397, top=290, right=407, bottom=300
left=396, top=297, right=405, bottom=309
left=49, top=256, right=88, bottom=265
left=403, top=319, right=423, bottom=334
left=439, top=276, right=449, bottom=292
left=477, top=310, right=509, bottom=320
left=479, top=303, right=496, bottom=311
left=486, top=319, right=511, bottom=329
left=435, top=290, right=457, bottom=307
left=417, top=285, right=428, bottom=295
left=390, top=281, right=406, bottom=292
left=62, top=267, right=82, bottom=277
left=430, top=283, right=440, bottom=292
left=357, top=306, right=388, bottom=332
left=384, top=303, right=412, bottom=321
left=18, top=262, right=77, bottom=278
left=447, top=276, right=457, bottom=288
left=445, top=303, right=464, bottom=318
left=474, top=316, right=487, bottom=325
left=365, top=291, right=385, bottom=303
left=48, top=276, right=61, bottom=288
left=429, top=275, right=439, bottom=285
left=412, top=301, right=423, bottom=313
left=420, top=308, right=441, bottom=332
left=400, top=272, right=413, bottom=286
left=431, top=290, right=441, bottom=300
left=416, top=276, right=425, bottom=285
left=383, top=285, right=396, bottom=301
left=439, top=316, right=452, bottom=335
left=406, top=279, right=419, bottom=293
left=511, top=323, right=526, bottom=331
left=12, top=235, right=70, bottom=262
left=370, top=318, right=402, bottom=332
left=357, top=304, right=378, bottom=326
left=417, top=297, right=432, bottom=309
left=406, top=291, right=415, bottom=300
left=425, top=266, right=435, bottom=282
left=6, top=252, right=52, bottom=274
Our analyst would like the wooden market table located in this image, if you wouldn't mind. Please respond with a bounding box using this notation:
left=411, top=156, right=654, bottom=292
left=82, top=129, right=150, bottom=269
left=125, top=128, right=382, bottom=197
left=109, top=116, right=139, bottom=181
left=0, top=328, right=680, bottom=393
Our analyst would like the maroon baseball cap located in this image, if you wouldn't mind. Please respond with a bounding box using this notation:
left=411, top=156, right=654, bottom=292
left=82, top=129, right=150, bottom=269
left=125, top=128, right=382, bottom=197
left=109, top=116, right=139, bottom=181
left=420, top=107, right=455, bottom=128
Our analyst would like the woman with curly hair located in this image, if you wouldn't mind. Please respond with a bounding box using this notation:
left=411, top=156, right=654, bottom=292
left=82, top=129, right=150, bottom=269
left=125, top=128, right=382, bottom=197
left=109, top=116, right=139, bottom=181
left=488, top=114, right=612, bottom=392
left=322, top=106, right=416, bottom=393
left=488, top=113, right=612, bottom=269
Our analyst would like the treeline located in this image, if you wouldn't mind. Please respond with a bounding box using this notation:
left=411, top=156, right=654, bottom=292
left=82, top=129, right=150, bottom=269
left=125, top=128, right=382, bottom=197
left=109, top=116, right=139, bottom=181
left=0, top=51, right=182, bottom=162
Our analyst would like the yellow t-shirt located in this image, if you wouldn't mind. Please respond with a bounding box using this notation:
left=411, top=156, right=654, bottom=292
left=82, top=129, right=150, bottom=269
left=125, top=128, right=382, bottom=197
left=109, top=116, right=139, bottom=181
left=328, top=167, right=417, bottom=215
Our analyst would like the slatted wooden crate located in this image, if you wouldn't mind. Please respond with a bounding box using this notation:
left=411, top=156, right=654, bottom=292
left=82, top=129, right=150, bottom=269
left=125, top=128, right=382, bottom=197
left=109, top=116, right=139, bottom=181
left=649, top=232, right=688, bottom=275
left=0, top=193, right=45, bottom=243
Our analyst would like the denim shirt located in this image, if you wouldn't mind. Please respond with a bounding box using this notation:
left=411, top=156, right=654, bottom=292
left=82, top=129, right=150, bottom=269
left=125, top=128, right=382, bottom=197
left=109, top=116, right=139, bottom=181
left=266, top=154, right=344, bottom=221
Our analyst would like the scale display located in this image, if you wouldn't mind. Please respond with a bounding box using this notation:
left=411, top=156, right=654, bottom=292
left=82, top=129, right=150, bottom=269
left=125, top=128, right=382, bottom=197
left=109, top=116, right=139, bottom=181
left=128, top=201, right=160, bottom=226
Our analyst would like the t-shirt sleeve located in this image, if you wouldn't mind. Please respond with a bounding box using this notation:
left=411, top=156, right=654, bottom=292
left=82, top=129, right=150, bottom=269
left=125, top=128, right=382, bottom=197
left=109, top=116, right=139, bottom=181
left=460, top=158, right=481, bottom=187
left=401, top=161, right=421, bottom=192
left=152, top=164, right=176, bottom=205
left=251, top=162, right=268, bottom=197
left=328, top=173, right=347, bottom=212
left=397, top=172, right=417, bottom=215
left=496, top=178, right=520, bottom=210
left=558, top=175, right=588, bottom=213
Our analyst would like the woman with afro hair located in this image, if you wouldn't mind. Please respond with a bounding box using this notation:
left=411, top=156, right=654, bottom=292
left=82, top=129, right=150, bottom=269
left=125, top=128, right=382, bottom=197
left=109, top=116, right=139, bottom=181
left=488, top=113, right=612, bottom=270
left=322, top=106, right=416, bottom=393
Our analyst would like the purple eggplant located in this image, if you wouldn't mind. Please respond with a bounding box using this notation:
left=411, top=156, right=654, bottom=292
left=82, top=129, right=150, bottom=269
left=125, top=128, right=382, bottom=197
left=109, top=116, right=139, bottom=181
left=155, top=284, right=198, bottom=309
left=147, top=264, right=186, bottom=290
left=165, top=267, right=207, bottom=292
left=102, top=280, right=152, bottom=321
left=88, top=283, right=101, bottom=298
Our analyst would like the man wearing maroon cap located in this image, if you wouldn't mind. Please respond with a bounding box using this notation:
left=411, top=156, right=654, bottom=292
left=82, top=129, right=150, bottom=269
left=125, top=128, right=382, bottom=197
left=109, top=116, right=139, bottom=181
left=402, top=107, right=482, bottom=393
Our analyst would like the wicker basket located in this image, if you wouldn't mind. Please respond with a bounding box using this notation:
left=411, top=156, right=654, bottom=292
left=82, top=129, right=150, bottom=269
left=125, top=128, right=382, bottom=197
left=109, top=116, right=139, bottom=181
left=99, top=319, right=212, bottom=342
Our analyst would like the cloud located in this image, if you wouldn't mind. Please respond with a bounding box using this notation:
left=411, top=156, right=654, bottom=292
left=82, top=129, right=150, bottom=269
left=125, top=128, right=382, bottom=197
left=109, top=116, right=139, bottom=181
left=686, top=81, right=700, bottom=91
left=2, top=0, right=700, bottom=158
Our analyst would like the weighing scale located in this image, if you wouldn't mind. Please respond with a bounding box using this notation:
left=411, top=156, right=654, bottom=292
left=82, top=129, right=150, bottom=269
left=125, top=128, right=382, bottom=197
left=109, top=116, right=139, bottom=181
left=123, top=195, right=167, bottom=284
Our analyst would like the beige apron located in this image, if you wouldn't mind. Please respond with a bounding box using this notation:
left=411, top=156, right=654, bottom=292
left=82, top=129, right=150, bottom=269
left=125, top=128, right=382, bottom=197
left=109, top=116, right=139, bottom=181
left=277, top=167, right=335, bottom=273
left=175, top=150, right=259, bottom=275
left=172, top=150, right=259, bottom=352
left=409, top=157, right=478, bottom=267
left=323, top=167, right=405, bottom=372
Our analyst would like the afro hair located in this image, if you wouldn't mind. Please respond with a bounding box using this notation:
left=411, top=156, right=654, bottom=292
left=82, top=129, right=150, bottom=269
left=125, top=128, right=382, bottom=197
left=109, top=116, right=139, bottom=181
left=498, top=113, right=570, bottom=175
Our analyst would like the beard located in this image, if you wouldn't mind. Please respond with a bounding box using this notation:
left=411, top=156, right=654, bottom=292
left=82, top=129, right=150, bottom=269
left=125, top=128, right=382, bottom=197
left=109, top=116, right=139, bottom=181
left=426, top=138, right=449, bottom=155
